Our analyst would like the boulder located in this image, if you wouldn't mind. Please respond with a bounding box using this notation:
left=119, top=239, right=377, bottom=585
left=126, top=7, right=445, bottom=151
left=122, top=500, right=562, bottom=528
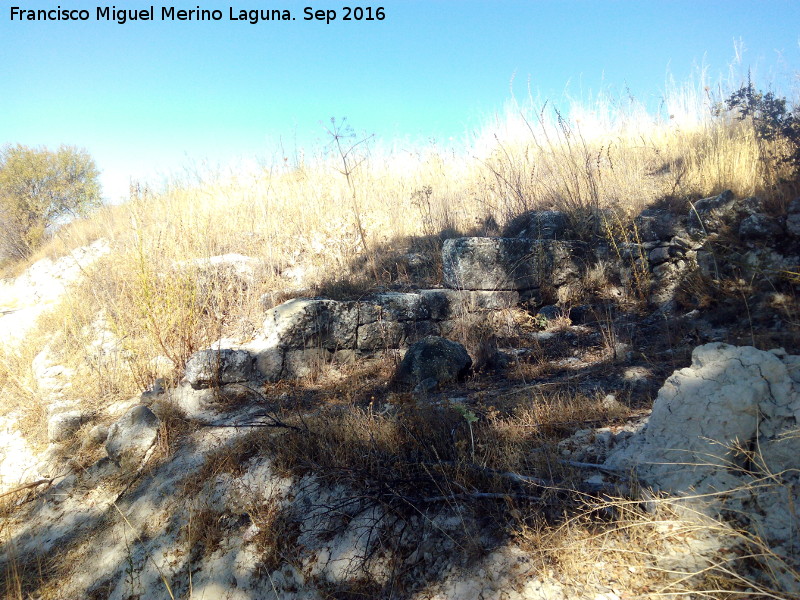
left=502, top=210, right=570, bottom=239
left=687, top=189, right=737, bottom=233
left=184, top=349, right=258, bottom=389
left=738, top=213, right=782, bottom=241
left=105, top=405, right=161, bottom=470
left=393, top=336, right=472, bottom=392
left=263, top=298, right=358, bottom=350
left=47, top=410, right=87, bottom=443
left=442, top=237, right=585, bottom=291
left=606, top=343, right=800, bottom=553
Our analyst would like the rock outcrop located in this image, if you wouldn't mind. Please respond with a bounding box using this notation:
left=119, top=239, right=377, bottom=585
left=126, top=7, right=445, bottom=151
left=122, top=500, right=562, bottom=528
left=606, top=343, right=800, bottom=577
left=393, top=336, right=472, bottom=392
left=183, top=348, right=258, bottom=389
left=442, top=237, right=586, bottom=291
left=105, top=405, right=161, bottom=470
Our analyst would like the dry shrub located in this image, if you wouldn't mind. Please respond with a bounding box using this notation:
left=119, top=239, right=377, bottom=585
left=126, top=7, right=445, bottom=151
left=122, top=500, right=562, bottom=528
left=180, top=431, right=272, bottom=499
left=245, top=492, right=301, bottom=572
left=514, top=491, right=800, bottom=599
left=1, top=73, right=791, bottom=424
left=153, top=401, right=194, bottom=456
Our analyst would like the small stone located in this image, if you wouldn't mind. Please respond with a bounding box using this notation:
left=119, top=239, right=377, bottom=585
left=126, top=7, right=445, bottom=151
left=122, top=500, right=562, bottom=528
left=47, top=410, right=86, bottom=443
left=648, top=246, right=671, bottom=264
left=739, top=214, right=782, bottom=241
left=105, top=405, right=161, bottom=470
left=87, top=424, right=109, bottom=444
left=537, top=305, right=562, bottom=321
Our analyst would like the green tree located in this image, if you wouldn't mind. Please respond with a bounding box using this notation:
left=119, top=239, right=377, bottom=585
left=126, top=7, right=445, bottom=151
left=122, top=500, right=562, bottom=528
left=715, top=77, right=800, bottom=181
left=0, top=144, right=101, bottom=260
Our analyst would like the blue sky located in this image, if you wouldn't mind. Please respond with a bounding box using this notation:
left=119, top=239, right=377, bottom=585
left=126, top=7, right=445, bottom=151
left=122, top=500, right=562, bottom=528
left=1, top=0, right=799, bottom=202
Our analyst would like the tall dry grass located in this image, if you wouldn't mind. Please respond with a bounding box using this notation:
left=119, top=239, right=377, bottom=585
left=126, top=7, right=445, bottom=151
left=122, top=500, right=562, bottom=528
left=1, top=73, right=796, bottom=433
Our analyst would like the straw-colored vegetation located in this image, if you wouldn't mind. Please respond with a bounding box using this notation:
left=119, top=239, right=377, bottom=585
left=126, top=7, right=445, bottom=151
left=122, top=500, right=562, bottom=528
left=2, top=73, right=799, bottom=598
left=9, top=80, right=796, bottom=407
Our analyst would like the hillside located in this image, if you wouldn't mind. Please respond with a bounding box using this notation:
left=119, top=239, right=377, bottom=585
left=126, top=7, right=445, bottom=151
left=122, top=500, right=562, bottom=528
left=1, top=94, right=799, bottom=599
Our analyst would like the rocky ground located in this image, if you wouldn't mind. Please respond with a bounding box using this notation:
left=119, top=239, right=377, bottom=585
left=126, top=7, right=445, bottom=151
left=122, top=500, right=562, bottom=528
left=1, top=193, right=799, bottom=599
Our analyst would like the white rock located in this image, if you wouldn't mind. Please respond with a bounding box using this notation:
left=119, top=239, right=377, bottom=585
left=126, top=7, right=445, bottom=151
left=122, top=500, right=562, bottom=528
left=606, top=342, right=800, bottom=565
left=47, top=410, right=87, bottom=442
left=105, top=405, right=160, bottom=470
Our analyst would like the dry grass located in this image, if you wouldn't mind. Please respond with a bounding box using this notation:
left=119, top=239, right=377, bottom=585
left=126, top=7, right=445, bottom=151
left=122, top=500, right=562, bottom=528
left=2, top=77, right=793, bottom=412
left=514, top=490, right=800, bottom=599
left=1, top=74, right=798, bottom=598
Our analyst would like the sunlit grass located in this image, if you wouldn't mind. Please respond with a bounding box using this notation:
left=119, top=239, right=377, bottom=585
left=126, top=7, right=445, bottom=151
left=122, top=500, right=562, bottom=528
left=2, top=73, right=794, bottom=417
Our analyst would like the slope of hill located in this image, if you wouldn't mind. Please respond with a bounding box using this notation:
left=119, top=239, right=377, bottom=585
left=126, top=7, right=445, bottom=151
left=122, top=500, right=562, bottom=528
left=1, top=89, right=799, bottom=599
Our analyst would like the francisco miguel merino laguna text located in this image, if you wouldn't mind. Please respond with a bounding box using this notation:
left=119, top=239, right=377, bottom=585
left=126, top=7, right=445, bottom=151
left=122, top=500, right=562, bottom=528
left=9, top=6, right=386, bottom=25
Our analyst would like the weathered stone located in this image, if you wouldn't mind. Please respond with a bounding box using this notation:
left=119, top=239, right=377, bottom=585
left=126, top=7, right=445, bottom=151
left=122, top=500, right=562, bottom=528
left=357, top=319, right=439, bottom=350
left=356, top=301, right=383, bottom=325
left=357, top=320, right=406, bottom=350
left=687, top=190, right=736, bottom=233
left=105, top=405, right=160, bottom=470
left=283, top=349, right=331, bottom=378
left=184, top=349, right=258, bottom=389
left=87, top=424, right=109, bottom=445
left=742, top=249, right=799, bottom=283
left=400, top=320, right=441, bottom=344
left=253, top=347, right=283, bottom=382
left=651, top=262, right=677, bottom=278
left=648, top=246, right=671, bottom=264
left=331, top=349, right=359, bottom=365
left=139, top=378, right=166, bottom=405
left=606, top=343, right=800, bottom=556
left=393, top=336, right=472, bottom=391
left=786, top=198, right=800, bottom=237
left=617, top=242, right=644, bottom=260
left=419, top=289, right=466, bottom=320
left=739, top=195, right=764, bottom=215
left=635, top=209, right=687, bottom=242
left=48, top=410, right=87, bottom=443
left=670, top=236, right=693, bottom=250
left=739, top=213, right=782, bottom=241
left=502, top=210, right=570, bottom=239
left=537, top=305, right=562, bottom=321
left=442, top=237, right=585, bottom=291
left=438, top=315, right=480, bottom=338
left=372, top=292, right=430, bottom=321
left=466, top=290, right=519, bottom=311
left=165, top=383, right=217, bottom=416
left=696, top=250, right=719, bottom=279
left=263, top=298, right=358, bottom=350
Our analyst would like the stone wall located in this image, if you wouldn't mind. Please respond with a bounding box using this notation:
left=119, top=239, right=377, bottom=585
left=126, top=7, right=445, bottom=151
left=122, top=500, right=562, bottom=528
left=186, top=289, right=518, bottom=385
left=183, top=191, right=800, bottom=386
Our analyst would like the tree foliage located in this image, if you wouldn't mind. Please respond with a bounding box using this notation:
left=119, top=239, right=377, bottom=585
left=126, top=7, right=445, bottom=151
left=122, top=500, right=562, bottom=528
left=716, top=77, right=800, bottom=180
left=0, top=144, right=101, bottom=260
